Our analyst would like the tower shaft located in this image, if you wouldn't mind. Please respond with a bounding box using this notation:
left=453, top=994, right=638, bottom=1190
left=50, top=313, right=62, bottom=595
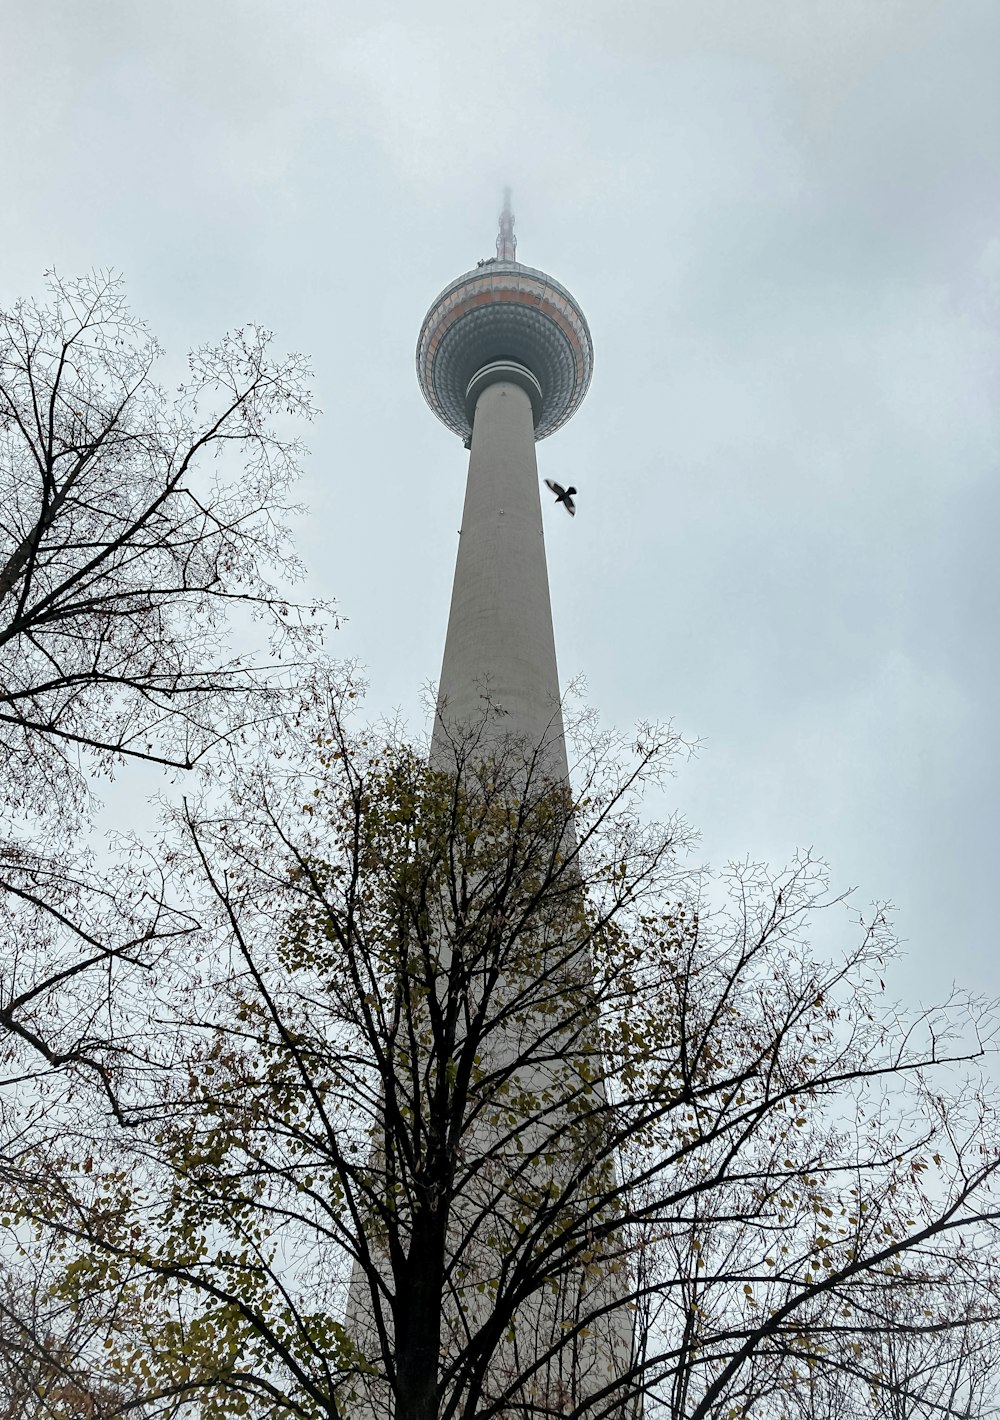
left=431, top=375, right=568, bottom=778
left=344, top=202, right=633, bottom=1420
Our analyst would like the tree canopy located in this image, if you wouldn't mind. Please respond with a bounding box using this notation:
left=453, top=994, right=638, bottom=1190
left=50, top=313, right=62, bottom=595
left=0, top=269, right=332, bottom=1088
left=10, top=703, right=1000, bottom=1420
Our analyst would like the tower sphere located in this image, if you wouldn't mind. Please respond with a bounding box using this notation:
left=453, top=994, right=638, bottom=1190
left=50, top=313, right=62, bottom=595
left=416, top=196, right=593, bottom=442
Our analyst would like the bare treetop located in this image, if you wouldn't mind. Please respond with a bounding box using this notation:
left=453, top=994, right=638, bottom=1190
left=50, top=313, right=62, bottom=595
left=0, top=271, right=332, bottom=825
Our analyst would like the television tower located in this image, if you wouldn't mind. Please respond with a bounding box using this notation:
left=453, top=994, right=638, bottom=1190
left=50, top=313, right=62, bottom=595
left=418, top=196, right=632, bottom=1410
left=417, top=188, right=593, bottom=770
left=347, top=196, right=632, bottom=1420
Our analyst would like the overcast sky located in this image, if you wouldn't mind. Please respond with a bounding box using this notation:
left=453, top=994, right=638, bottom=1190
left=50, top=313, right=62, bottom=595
left=3, top=0, right=998, bottom=1006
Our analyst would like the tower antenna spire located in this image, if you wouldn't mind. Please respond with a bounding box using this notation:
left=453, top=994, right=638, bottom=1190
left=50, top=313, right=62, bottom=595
left=496, top=186, right=517, bottom=262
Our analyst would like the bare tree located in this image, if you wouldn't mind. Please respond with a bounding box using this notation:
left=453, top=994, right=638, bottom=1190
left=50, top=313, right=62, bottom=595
left=14, top=703, right=999, bottom=1420
left=781, top=1280, right=1000, bottom=1419
left=0, top=1253, right=146, bottom=1420
left=0, top=269, right=332, bottom=1067
left=1, top=270, right=327, bottom=802
left=0, top=272, right=333, bottom=1411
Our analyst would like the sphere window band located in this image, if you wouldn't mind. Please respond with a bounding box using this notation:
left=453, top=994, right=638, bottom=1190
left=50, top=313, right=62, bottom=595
left=416, top=261, right=594, bottom=443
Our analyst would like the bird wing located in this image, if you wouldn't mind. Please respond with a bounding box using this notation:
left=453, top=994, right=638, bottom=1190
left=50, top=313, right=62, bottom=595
left=564, top=491, right=576, bottom=515
left=544, top=478, right=565, bottom=498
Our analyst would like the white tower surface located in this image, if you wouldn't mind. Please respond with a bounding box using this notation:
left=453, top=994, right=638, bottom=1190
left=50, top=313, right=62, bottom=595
left=346, top=197, right=633, bottom=1420
left=418, top=190, right=592, bottom=773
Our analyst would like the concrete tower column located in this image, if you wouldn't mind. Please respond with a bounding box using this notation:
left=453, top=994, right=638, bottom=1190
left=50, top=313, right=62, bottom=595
left=341, top=199, right=633, bottom=1420
left=431, top=364, right=569, bottom=779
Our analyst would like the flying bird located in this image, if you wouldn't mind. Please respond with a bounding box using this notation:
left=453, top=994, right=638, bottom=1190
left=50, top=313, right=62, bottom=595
left=544, top=478, right=577, bottom=515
